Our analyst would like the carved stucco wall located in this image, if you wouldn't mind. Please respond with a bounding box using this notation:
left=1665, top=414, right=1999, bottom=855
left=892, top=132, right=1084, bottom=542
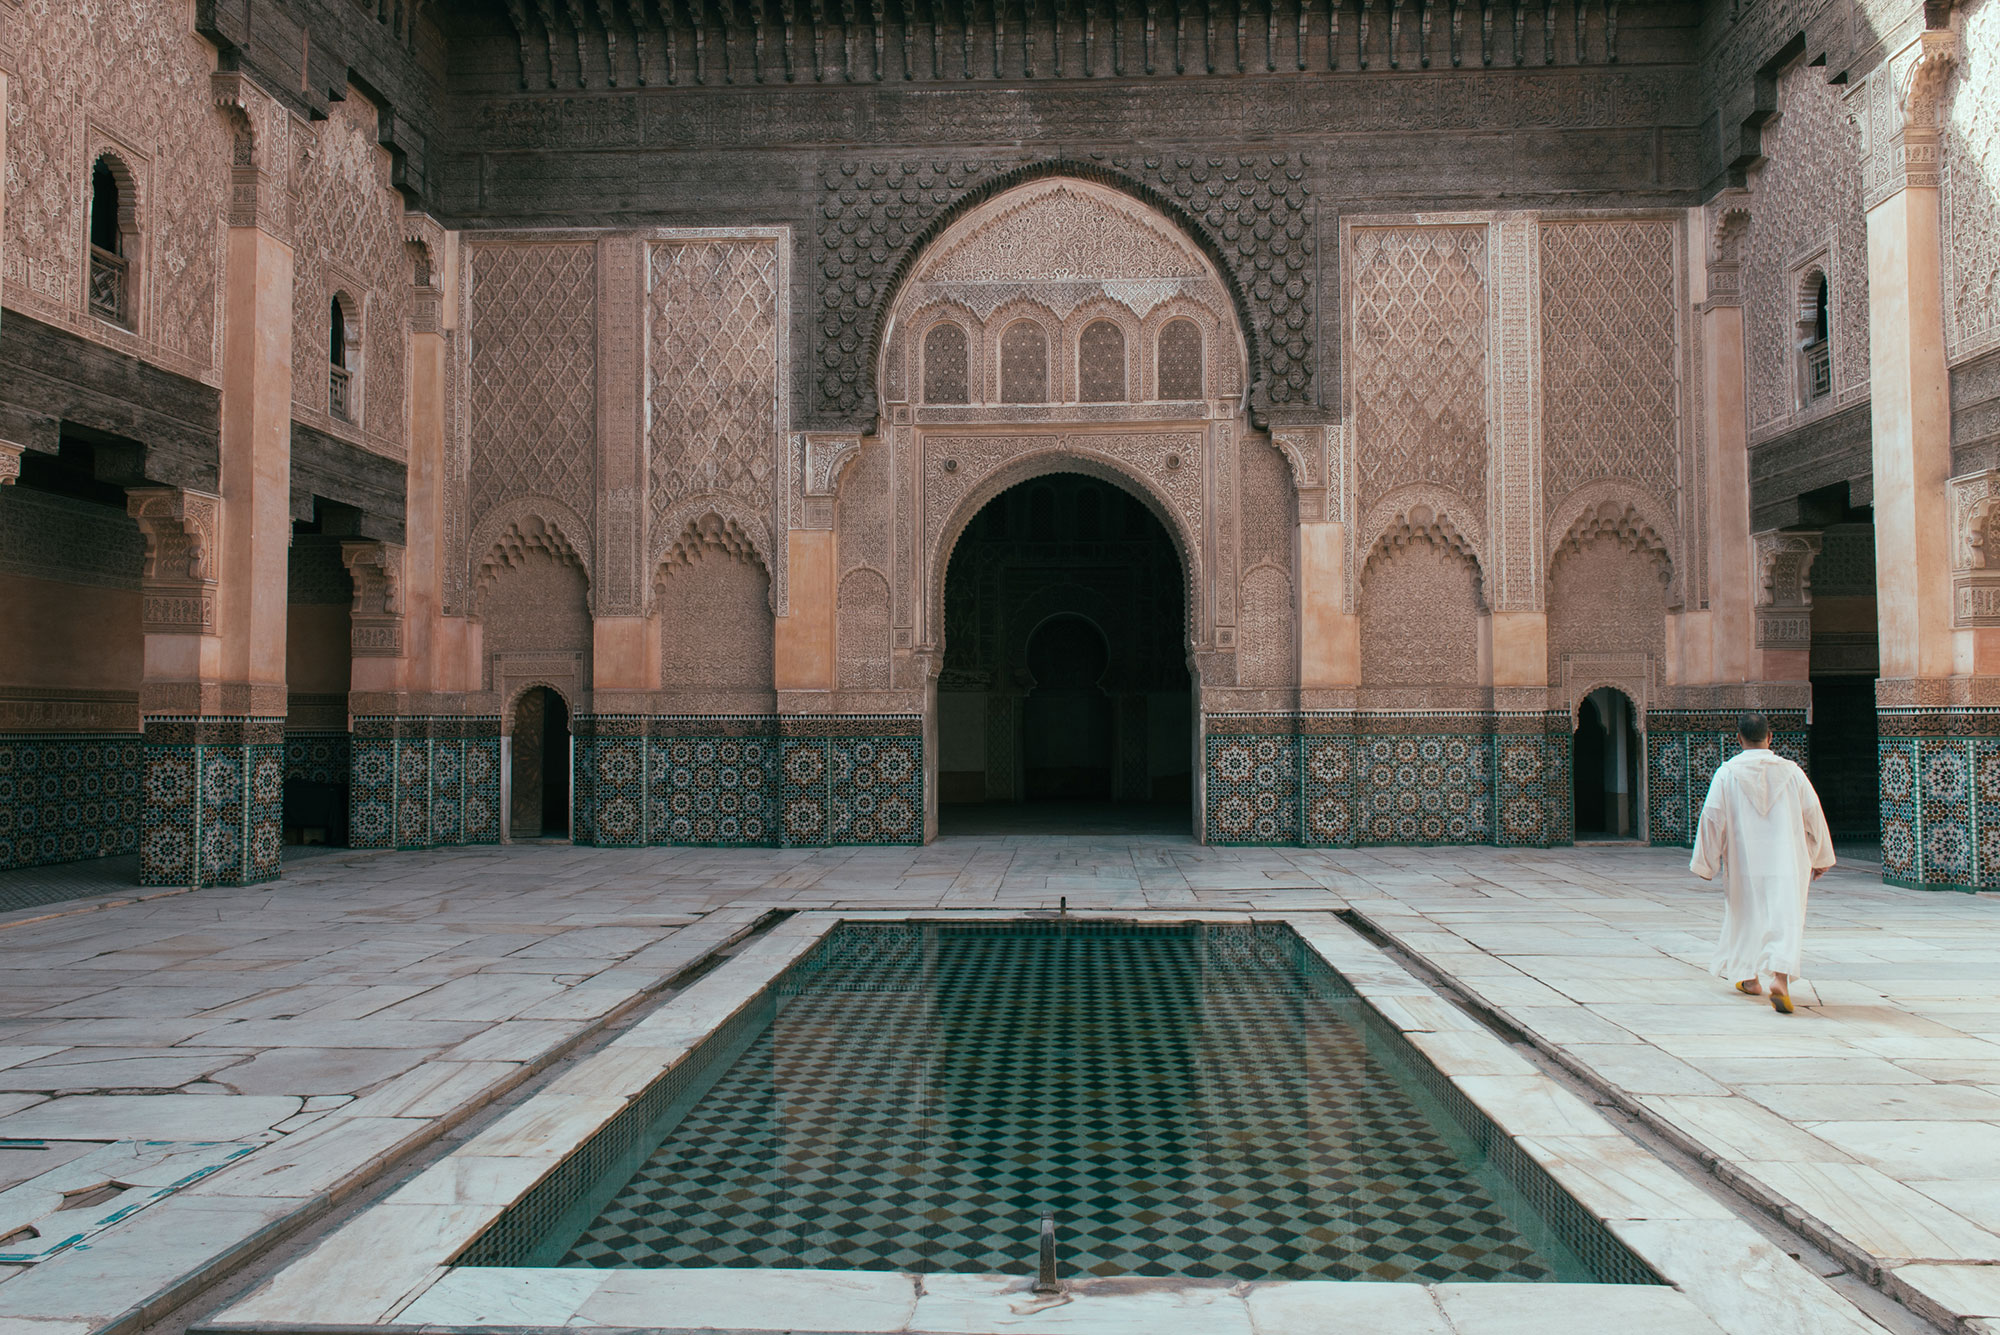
left=1944, top=0, right=2000, bottom=365
left=479, top=548, right=592, bottom=699
left=1358, top=539, right=1482, bottom=706
left=1540, top=219, right=1687, bottom=605
left=1547, top=534, right=1670, bottom=704
left=1744, top=59, right=1871, bottom=434
left=462, top=239, right=598, bottom=610
left=1348, top=225, right=1489, bottom=536
left=656, top=527, right=775, bottom=704
left=647, top=235, right=786, bottom=614
left=1, top=0, right=228, bottom=382
left=289, top=92, right=409, bottom=459
left=818, top=155, right=1308, bottom=428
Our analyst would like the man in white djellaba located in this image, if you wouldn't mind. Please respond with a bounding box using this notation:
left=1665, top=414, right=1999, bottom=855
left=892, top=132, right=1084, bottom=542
left=1689, top=712, right=1836, bottom=1014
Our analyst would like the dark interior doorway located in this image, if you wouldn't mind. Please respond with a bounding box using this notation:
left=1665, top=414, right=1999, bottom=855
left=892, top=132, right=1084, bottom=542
left=1573, top=687, right=1641, bottom=840
left=1023, top=615, right=1114, bottom=799
left=510, top=686, right=571, bottom=839
left=936, top=473, right=1192, bottom=833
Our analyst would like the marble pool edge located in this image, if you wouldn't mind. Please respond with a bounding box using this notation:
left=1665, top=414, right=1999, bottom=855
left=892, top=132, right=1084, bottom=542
left=197, top=911, right=1874, bottom=1335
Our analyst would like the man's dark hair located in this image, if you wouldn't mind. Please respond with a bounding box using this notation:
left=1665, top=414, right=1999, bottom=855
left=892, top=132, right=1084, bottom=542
left=1738, top=712, right=1771, bottom=744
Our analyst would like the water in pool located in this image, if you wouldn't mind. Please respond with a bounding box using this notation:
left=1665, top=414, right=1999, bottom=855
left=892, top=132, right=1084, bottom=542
left=505, top=922, right=1623, bottom=1283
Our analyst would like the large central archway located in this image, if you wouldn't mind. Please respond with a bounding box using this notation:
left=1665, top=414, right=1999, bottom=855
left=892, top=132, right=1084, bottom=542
left=936, top=472, right=1193, bottom=835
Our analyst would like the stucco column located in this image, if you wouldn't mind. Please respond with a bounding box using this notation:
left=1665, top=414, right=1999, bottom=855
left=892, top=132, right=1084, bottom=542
left=776, top=528, right=837, bottom=700
left=1698, top=194, right=1755, bottom=687
left=1854, top=31, right=1967, bottom=889
left=1865, top=32, right=1958, bottom=692
left=133, top=75, right=296, bottom=888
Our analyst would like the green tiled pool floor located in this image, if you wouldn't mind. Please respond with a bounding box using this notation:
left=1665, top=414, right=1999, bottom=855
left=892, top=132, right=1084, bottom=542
left=547, top=924, right=1594, bottom=1282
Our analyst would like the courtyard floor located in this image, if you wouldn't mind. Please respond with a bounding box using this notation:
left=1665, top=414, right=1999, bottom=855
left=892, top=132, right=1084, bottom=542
left=0, top=836, right=1995, bottom=1335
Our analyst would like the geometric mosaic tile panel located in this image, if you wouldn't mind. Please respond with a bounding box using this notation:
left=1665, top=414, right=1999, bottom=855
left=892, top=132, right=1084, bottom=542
left=138, top=716, right=284, bottom=888
left=347, top=716, right=501, bottom=853
left=575, top=716, right=923, bottom=849
left=1205, top=712, right=1566, bottom=849
left=551, top=923, right=1599, bottom=1283
left=1646, top=711, right=1808, bottom=851
left=1877, top=708, right=2000, bottom=892
left=0, top=733, right=142, bottom=871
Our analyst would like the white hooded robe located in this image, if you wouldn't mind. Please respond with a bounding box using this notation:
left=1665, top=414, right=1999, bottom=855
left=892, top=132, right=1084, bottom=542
left=1689, top=747, right=1836, bottom=984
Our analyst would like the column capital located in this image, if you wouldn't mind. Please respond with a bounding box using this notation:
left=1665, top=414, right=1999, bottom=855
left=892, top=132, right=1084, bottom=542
left=1948, top=470, right=2000, bottom=627
left=1702, top=189, right=1752, bottom=311
left=1858, top=29, right=1958, bottom=208
left=1270, top=423, right=1344, bottom=524
left=126, top=486, right=223, bottom=636
left=341, top=539, right=408, bottom=657
left=0, top=441, right=22, bottom=485
left=210, top=71, right=294, bottom=242
left=1752, top=528, right=1822, bottom=652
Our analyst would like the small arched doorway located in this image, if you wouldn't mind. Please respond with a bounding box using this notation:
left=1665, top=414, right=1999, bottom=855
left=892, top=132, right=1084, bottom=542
left=1573, top=687, right=1641, bottom=840
left=936, top=473, right=1192, bottom=834
left=510, top=686, right=571, bottom=839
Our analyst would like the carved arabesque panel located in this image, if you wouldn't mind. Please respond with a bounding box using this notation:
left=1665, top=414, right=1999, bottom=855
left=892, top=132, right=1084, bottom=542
left=289, top=94, right=409, bottom=457
left=647, top=238, right=781, bottom=560
left=1944, top=0, right=2000, bottom=363
left=1539, top=221, right=1681, bottom=525
left=1745, top=61, right=1871, bottom=429
left=466, top=243, right=598, bottom=537
left=2, top=0, right=226, bottom=381
left=817, top=156, right=1309, bottom=425
left=1548, top=533, right=1669, bottom=688
left=1359, top=536, right=1481, bottom=693
left=1348, top=226, right=1489, bottom=523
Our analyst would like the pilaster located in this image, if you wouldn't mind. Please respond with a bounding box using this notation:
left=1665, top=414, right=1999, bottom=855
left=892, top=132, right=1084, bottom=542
left=1698, top=192, right=1755, bottom=686
left=1854, top=30, right=1987, bottom=890
left=135, top=74, right=297, bottom=887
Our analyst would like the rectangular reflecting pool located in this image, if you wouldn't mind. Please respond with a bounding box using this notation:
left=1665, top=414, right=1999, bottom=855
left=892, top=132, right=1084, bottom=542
left=460, top=921, right=1657, bottom=1286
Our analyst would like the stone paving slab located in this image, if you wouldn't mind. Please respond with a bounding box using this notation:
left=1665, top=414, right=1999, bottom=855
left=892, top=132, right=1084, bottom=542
left=0, top=837, right=1985, bottom=1333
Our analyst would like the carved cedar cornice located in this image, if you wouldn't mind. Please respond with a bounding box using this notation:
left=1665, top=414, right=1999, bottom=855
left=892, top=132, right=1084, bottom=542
left=127, top=486, right=221, bottom=635
left=341, top=540, right=406, bottom=658
left=1753, top=528, right=1821, bottom=651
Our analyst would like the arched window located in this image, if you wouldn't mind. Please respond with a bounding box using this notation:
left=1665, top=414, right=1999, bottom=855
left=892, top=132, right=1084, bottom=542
left=999, top=321, right=1049, bottom=404
left=1078, top=319, right=1126, bottom=401
left=1157, top=319, right=1204, bottom=399
left=87, top=156, right=136, bottom=329
left=329, top=292, right=360, bottom=422
left=923, top=322, right=969, bottom=404
left=1798, top=270, right=1831, bottom=404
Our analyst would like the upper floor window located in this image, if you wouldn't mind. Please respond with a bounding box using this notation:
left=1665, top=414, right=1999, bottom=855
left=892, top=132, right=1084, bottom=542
left=1000, top=320, right=1048, bottom=404
left=88, top=156, right=136, bottom=329
left=1157, top=319, right=1204, bottom=400
left=1798, top=270, right=1831, bottom=405
left=329, top=292, right=360, bottom=422
left=924, top=322, right=969, bottom=404
left=1078, top=320, right=1126, bottom=402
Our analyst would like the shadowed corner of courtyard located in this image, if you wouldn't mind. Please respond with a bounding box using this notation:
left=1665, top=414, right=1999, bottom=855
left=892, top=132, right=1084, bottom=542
left=0, top=838, right=1992, bottom=1334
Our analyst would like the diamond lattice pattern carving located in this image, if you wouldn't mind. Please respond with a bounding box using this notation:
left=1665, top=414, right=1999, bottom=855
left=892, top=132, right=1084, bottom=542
left=648, top=241, right=780, bottom=536
left=1945, top=0, right=2000, bottom=360
left=1349, top=227, right=1489, bottom=519
left=468, top=244, right=598, bottom=530
left=291, top=95, right=407, bottom=451
left=2, top=0, right=225, bottom=379
left=1745, top=62, right=1870, bottom=427
left=1540, top=222, right=1681, bottom=516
